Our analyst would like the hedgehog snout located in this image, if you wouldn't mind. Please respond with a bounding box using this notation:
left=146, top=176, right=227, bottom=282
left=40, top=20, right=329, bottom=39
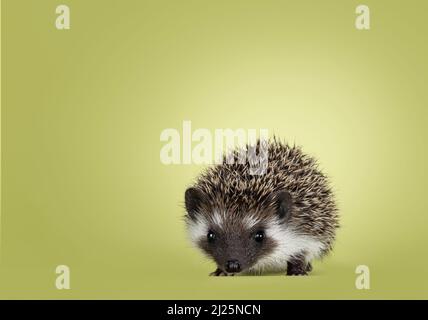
left=225, top=260, right=241, bottom=273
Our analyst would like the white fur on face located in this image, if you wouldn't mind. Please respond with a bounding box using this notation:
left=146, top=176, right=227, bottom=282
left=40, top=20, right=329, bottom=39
left=242, top=214, right=262, bottom=229
left=187, top=213, right=324, bottom=274
left=211, top=211, right=224, bottom=229
left=248, top=218, right=325, bottom=274
left=186, top=210, right=225, bottom=246
left=186, top=215, right=208, bottom=245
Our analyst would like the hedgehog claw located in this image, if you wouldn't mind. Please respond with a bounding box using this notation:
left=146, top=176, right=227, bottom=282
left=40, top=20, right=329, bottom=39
left=210, top=268, right=228, bottom=276
left=287, top=270, right=308, bottom=276
left=287, top=257, right=310, bottom=276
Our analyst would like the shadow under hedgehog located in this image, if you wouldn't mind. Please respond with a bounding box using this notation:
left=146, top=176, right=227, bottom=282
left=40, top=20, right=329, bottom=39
left=184, top=139, right=339, bottom=276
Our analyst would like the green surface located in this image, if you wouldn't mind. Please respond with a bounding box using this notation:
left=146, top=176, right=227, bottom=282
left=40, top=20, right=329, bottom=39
left=1, top=0, right=428, bottom=299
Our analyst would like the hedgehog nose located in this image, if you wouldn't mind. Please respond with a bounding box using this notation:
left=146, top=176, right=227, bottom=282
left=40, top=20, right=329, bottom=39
left=225, top=260, right=241, bottom=273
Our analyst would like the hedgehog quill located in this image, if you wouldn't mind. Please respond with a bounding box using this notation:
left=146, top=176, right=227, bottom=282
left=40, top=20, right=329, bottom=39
left=184, top=138, right=339, bottom=276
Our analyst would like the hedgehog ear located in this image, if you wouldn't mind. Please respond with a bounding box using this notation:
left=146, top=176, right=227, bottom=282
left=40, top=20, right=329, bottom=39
left=273, top=190, right=293, bottom=221
left=185, top=187, right=207, bottom=220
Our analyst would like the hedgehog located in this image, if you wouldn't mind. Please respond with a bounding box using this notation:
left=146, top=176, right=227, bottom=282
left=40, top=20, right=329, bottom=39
left=184, top=138, right=339, bottom=276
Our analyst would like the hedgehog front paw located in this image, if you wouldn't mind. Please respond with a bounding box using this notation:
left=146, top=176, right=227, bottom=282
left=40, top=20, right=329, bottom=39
left=210, top=268, right=228, bottom=276
left=286, top=259, right=310, bottom=276
left=287, top=268, right=308, bottom=276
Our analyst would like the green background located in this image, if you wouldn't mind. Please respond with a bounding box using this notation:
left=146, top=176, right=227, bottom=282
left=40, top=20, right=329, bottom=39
left=1, top=0, right=428, bottom=299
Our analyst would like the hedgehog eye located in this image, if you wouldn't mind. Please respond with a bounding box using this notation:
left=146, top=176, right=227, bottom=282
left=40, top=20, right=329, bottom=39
left=254, top=230, right=265, bottom=243
left=207, top=230, right=216, bottom=243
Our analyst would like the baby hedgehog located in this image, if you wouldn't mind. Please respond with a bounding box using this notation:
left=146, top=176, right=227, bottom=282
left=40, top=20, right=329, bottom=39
left=184, top=139, right=338, bottom=276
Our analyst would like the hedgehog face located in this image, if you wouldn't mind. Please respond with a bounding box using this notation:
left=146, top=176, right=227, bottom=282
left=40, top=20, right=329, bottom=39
left=185, top=187, right=292, bottom=274
left=195, top=219, right=277, bottom=274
